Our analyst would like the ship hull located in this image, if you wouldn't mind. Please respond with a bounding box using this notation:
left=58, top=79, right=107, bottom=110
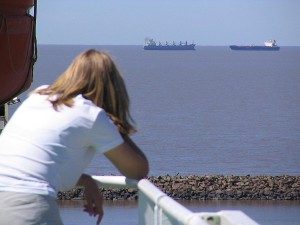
left=229, top=45, right=280, bottom=51
left=144, top=44, right=196, bottom=50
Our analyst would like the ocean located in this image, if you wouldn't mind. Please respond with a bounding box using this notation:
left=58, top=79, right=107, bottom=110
left=8, top=45, right=300, bottom=224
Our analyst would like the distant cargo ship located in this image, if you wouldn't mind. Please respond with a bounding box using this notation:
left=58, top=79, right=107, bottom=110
left=229, top=40, right=280, bottom=51
left=144, top=38, right=196, bottom=50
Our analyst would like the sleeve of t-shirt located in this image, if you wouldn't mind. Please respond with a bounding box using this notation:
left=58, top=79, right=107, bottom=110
left=88, top=110, right=124, bottom=153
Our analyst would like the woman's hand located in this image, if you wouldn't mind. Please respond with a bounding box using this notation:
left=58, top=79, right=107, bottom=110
left=77, top=174, right=104, bottom=225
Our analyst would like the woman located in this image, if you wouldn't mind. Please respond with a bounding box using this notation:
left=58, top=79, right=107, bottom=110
left=0, top=49, right=149, bottom=225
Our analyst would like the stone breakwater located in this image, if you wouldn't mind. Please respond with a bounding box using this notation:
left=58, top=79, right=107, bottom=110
left=57, top=175, right=300, bottom=200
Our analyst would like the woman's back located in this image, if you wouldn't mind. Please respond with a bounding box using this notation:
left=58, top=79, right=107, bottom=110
left=0, top=90, right=123, bottom=195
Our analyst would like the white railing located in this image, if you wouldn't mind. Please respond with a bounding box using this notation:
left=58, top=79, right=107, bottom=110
left=92, top=176, right=260, bottom=225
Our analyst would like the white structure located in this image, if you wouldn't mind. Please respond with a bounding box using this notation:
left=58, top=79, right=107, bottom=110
left=92, top=176, right=260, bottom=225
left=264, top=39, right=277, bottom=47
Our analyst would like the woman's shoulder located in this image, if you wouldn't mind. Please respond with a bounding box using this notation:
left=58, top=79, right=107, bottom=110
left=74, top=95, right=97, bottom=108
left=73, top=95, right=105, bottom=117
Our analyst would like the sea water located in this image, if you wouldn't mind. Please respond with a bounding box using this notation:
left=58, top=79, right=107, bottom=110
left=8, top=45, right=300, bottom=224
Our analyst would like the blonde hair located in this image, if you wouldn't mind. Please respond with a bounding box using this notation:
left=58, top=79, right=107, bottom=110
left=33, top=49, right=136, bottom=134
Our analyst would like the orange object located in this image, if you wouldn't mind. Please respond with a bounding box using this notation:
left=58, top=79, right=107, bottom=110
left=0, top=0, right=37, bottom=105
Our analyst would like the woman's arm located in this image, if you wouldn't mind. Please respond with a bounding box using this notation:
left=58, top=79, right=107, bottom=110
left=104, top=134, right=149, bottom=180
left=77, top=174, right=103, bottom=225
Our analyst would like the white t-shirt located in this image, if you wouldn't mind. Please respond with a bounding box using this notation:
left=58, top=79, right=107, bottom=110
left=0, top=89, right=123, bottom=197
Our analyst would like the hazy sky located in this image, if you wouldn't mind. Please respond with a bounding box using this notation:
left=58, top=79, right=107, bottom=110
left=36, top=0, right=300, bottom=46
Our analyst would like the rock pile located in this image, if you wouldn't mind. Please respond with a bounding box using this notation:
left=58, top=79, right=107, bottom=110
left=57, top=175, right=300, bottom=200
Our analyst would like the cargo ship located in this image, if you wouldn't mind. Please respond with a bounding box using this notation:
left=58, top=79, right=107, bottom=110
left=229, top=40, right=280, bottom=51
left=144, top=38, right=196, bottom=50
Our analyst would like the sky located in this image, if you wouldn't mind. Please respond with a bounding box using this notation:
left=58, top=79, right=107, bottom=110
left=35, top=0, right=300, bottom=46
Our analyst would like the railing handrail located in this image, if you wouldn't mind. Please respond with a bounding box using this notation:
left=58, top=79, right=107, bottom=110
left=92, top=175, right=260, bottom=225
left=91, top=175, right=138, bottom=189
left=137, top=179, right=207, bottom=225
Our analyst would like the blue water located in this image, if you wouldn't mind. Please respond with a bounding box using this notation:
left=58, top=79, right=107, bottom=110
left=8, top=45, right=300, bottom=224
left=58, top=200, right=300, bottom=225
